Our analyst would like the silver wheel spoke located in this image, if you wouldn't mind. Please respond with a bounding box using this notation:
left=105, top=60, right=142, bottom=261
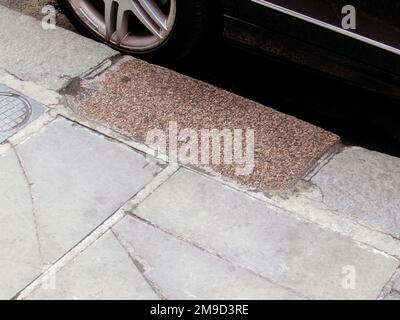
left=124, top=0, right=167, bottom=38
left=115, top=8, right=130, bottom=43
left=137, top=0, right=168, bottom=31
left=104, top=0, right=117, bottom=40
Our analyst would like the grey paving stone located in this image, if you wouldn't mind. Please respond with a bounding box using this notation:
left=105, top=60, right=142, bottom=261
left=383, top=292, right=400, bottom=300
left=113, top=216, right=302, bottom=300
left=0, top=147, right=43, bottom=299
left=311, top=147, right=400, bottom=238
left=0, top=0, right=75, bottom=31
left=0, top=5, right=116, bottom=91
left=15, top=118, right=161, bottom=263
left=28, top=232, right=159, bottom=300
left=393, top=273, right=400, bottom=293
left=133, top=168, right=399, bottom=300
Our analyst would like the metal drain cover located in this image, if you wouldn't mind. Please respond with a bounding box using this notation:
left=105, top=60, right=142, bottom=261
left=0, top=85, right=45, bottom=143
left=0, top=93, right=32, bottom=132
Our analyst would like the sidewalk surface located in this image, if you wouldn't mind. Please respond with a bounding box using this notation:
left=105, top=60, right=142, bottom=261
left=0, top=5, right=400, bottom=300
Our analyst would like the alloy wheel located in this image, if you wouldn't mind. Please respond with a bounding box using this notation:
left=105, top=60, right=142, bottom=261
left=67, top=0, right=177, bottom=50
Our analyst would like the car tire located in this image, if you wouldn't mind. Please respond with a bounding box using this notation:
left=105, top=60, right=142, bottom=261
left=58, top=0, right=219, bottom=63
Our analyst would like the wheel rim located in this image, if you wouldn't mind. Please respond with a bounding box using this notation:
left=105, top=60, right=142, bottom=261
left=67, top=0, right=177, bottom=50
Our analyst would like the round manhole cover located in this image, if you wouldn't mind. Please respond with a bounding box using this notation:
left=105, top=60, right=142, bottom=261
left=0, top=93, right=32, bottom=132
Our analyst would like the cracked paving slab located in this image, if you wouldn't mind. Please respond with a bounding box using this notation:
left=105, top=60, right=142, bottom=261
left=384, top=292, right=400, bottom=300
left=310, top=147, right=400, bottom=239
left=131, top=168, right=399, bottom=299
left=0, top=118, right=162, bottom=298
left=112, top=215, right=302, bottom=300
left=14, top=118, right=162, bottom=263
left=0, top=146, right=43, bottom=300
left=11, top=143, right=46, bottom=265
left=393, top=273, right=400, bottom=293
left=0, top=5, right=116, bottom=91
left=27, top=232, right=159, bottom=300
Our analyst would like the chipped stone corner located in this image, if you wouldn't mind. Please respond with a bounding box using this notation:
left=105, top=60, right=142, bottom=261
left=303, top=140, right=343, bottom=181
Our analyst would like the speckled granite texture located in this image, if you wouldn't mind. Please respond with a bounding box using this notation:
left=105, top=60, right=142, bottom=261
left=66, top=57, right=339, bottom=190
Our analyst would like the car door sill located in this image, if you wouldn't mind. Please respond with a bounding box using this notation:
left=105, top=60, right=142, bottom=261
left=251, top=0, right=400, bottom=56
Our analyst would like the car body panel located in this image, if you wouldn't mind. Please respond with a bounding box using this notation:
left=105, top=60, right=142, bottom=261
left=241, top=0, right=400, bottom=53
left=220, top=0, right=400, bottom=99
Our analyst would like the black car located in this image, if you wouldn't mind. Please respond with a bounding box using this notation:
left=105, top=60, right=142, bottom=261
left=60, top=0, right=399, bottom=100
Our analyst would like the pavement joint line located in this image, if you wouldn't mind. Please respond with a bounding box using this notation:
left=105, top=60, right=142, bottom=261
left=178, top=165, right=400, bottom=260
left=13, top=163, right=180, bottom=300
left=378, top=267, right=400, bottom=299
left=49, top=104, right=320, bottom=197
left=0, top=143, right=37, bottom=230
left=125, top=210, right=312, bottom=300
left=52, top=105, right=170, bottom=163
left=5, top=103, right=398, bottom=292
left=6, top=111, right=56, bottom=146
left=264, top=200, right=400, bottom=260
left=0, top=4, right=119, bottom=91
left=0, top=67, right=24, bottom=82
left=3, top=95, right=399, bottom=261
left=0, top=142, right=11, bottom=154
left=1, top=59, right=397, bottom=263
left=111, top=229, right=168, bottom=300
left=0, top=70, right=62, bottom=106
left=392, top=289, right=400, bottom=296
left=304, top=142, right=344, bottom=181
left=44, top=105, right=400, bottom=259
left=290, top=179, right=400, bottom=246
left=261, top=197, right=400, bottom=260
left=9, top=143, right=45, bottom=266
